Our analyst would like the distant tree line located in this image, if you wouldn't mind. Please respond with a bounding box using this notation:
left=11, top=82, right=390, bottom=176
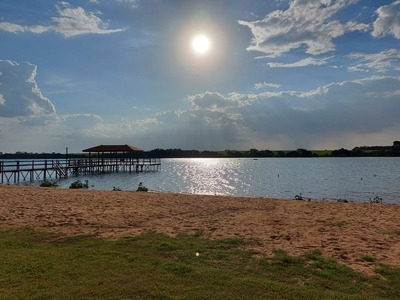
left=331, top=141, right=400, bottom=157
left=142, top=148, right=314, bottom=158
left=1, top=141, right=399, bottom=159
left=0, top=152, right=70, bottom=159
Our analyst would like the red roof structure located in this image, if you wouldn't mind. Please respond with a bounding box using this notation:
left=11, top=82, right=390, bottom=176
left=82, top=145, right=143, bottom=152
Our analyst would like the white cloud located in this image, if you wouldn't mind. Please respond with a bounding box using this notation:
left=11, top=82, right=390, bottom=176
left=254, top=82, right=281, bottom=89
left=115, top=0, right=137, bottom=3
left=59, top=113, right=103, bottom=123
left=372, top=0, right=400, bottom=39
left=267, top=57, right=330, bottom=68
left=0, top=2, right=124, bottom=37
left=187, top=91, right=257, bottom=112
left=347, top=49, right=400, bottom=73
left=0, top=22, right=48, bottom=34
left=228, top=92, right=258, bottom=107
left=385, top=90, right=400, bottom=97
left=238, top=0, right=369, bottom=57
left=295, top=85, right=330, bottom=98
left=51, top=2, right=124, bottom=37
left=259, top=91, right=283, bottom=98
left=0, top=60, right=56, bottom=121
left=187, top=92, right=231, bottom=111
left=89, top=0, right=137, bottom=5
left=135, top=118, right=159, bottom=127
left=351, top=75, right=400, bottom=85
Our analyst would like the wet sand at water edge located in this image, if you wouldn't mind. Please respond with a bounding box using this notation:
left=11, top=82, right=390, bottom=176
left=1, top=184, right=400, bottom=275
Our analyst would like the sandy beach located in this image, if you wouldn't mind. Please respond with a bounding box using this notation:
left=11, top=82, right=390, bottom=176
left=1, top=184, right=399, bottom=275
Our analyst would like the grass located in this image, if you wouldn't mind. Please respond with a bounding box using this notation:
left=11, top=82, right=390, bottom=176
left=311, top=150, right=333, bottom=156
left=360, top=254, right=375, bottom=262
left=1, top=227, right=400, bottom=299
left=382, top=229, right=400, bottom=236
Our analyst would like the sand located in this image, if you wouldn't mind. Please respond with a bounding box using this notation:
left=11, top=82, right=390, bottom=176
left=1, top=184, right=400, bottom=275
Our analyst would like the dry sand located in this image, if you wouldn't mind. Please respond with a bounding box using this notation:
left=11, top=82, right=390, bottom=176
left=1, top=184, right=400, bottom=275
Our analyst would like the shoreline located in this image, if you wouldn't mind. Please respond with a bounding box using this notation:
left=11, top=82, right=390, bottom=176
left=12, top=181, right=392, bottom=205
left=1, top=184, right=400, bottom=275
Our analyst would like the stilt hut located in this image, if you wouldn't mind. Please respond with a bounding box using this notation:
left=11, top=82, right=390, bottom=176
left=83, top=144, right=143, bottom=161
left=82, top=145, right=143, bottom=172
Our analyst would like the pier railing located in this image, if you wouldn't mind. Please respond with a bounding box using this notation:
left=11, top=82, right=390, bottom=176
left=0, top=158, right=161, bottom=184
left=67, top=158, right=161, bottom=167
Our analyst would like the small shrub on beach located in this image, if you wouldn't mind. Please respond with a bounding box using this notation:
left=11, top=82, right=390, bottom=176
left=136, top=182, right=148, bottom=192
left=69, top=180, right=89, bottom=189
left=293, top=193, right=303, bottom=200
left=39, top=180, right=58, bottom=187
left=337, top=198, right=349, bottom=203
left=360, top=254, right=375, bottom=262
left=370, top=196, right=382, bottom=204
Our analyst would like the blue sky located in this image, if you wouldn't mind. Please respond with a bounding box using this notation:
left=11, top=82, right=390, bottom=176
left=1, top=0, right=400, bottom=153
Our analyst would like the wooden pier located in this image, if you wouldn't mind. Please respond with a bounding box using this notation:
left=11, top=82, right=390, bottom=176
left=0, top=144, right=161, bottom=184
left=0, top=158, right=161, bottom=184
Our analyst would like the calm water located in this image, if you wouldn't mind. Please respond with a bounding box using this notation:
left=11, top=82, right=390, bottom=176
left=44, top=157, right=400, bottom=204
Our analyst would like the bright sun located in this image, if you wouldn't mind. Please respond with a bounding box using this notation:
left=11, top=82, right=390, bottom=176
left=192, top=35, right=211, bottom=54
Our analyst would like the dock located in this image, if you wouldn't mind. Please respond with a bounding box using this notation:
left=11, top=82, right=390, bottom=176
left=0, top=158, right=161, bottom=184
left=0, top=144, right=161, bottom=184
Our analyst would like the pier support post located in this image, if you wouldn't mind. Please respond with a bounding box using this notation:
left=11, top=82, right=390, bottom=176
left=31, top=160, right=34, bottom=181
left=16, top=161, right=20, bottom=183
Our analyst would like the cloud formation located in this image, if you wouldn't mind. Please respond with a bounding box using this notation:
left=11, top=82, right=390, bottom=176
left=2, top=57, right=400, bottom=152
left=372, top=0, right=400, bottom=39
left=238, top=0, right=369, bottom=57
left=267, top=57, right=330, bottom=68
left=348, top=49, right=400, bottom=73
left=0, top=60, right=56, bottom=122
left=0, top=2, right=124, bottom=37
left=122, top=74, right=399, bottom=150
left=254, top=82, right=281, bottom=89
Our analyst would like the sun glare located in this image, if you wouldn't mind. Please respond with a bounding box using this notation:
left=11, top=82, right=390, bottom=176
left=192, top=35, right=211, bottom=54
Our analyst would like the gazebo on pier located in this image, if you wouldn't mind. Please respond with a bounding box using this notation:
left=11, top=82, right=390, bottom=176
left=66, top=144, right=161, bottom=175
left=82, top=144, right=144, bottom=162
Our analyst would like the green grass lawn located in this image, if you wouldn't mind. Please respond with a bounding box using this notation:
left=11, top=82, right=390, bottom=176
left=1, top=227, right=399, bottom=299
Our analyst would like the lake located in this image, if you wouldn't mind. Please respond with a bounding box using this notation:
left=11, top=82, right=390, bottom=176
left=47, top=157, right=400, bottom=204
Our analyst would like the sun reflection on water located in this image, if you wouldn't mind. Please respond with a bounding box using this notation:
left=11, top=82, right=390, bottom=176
left=171, top=158, right=243, bottom=196
left=55, top=157, right=400, bottom=203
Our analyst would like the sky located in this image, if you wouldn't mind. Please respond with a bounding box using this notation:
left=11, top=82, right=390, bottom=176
left=1, top=0, right=400, bottom=153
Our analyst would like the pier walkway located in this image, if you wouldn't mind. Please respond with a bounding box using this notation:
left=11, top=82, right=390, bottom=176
left=0, top=158, right=161, bottom=184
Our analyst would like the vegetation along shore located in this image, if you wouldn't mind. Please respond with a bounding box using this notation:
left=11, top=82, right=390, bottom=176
left=1, top=141, right=400, bottom=159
